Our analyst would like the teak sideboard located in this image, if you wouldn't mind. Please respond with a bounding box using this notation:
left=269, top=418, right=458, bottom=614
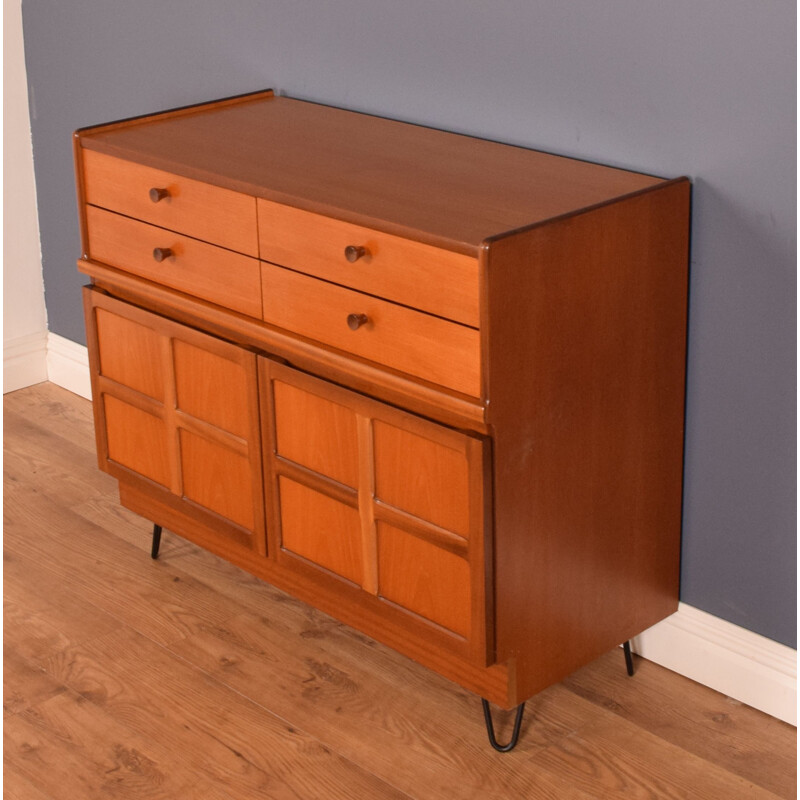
left=74, top=89, right=690, bottom=746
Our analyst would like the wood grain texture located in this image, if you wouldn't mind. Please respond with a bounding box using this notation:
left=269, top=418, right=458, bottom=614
left=373, top=418, right=471, bottom=537
left=80, top=262, right=489, bottom=431
left=278, top=477, right=364, bottom=585
left=95, top=307, right=165, bottom=400
left=82, top=149, right=259, bottom=256
left=257, top=197, right=480, bottom=326
left=261, top=261, right=481, bottom=396
left=485, top=180, right=691, bottom=700
left=261, top=359, right=491, bottom=667
left=103, top=395, right=171, bottom=487
left=42, top=628, right=410, bottom=800
left=5, top=384, right=795, bottom=800
left=179, top=429, right=256, bottom=532
left=377, top=521, right=472, bottom=638
left=74, top=92, right=695, bottom=760
left=78, top=94, right=662, bottom=254
left=86, top=205, right=263, bottom=318
left=85, top=289, right=266, bottom=550
left=172, top=339, right=251, bottom=438
left=272, top=378, right=360, bottom=488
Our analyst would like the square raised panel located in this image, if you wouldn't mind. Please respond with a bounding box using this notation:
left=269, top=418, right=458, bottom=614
left=96, top=308, right=164, bottom=400
left=277, top=477, right=363, bottom=585
left=103, top=395, right=170, bottom=487
left=373, top=420, right=471, bottom=537
left=173, top=340, right=250, bottom=438
left=377, top=522, right=471, bottom=638
left=272, top=380, right=359, bottom=488
left=179, top=430, right=256, bottom=532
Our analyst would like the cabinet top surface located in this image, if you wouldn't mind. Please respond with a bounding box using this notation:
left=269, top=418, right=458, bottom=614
left=78, top=92, right=666, bottom=254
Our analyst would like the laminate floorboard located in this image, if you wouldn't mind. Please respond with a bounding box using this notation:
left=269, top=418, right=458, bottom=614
left=4, top=383, right=796, bottom=799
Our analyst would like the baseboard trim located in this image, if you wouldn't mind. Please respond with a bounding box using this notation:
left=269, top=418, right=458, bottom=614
left=633, top=602, right=796, bottom=725
left=3, top=329, right=48, bottom=393
left=20, top=334, right=800, bottom=725
left=46, top=332, right=91, bottom=400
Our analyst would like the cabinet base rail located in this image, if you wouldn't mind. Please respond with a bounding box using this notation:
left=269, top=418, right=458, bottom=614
left=148, top=521, right=636, bottom=753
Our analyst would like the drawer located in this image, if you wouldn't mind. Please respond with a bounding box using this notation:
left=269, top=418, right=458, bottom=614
left=261, top=263, right=480, bottom=397
left=86, top=205, right=262, bottom=318
left=82, top=149, right=259, bottom=256
left=257, top=199, right=480, bottom=327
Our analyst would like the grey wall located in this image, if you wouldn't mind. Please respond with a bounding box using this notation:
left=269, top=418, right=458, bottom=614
left=21, top=0, right=796, bottom=647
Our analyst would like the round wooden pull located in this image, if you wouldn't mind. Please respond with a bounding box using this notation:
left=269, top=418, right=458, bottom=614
left=344, top=245, right=368, bottom=263
left=347, top=313, right=369, bottom=330
left=149, top=187, right=170, bottom=203
left=152, top=247, right=174, bottom=262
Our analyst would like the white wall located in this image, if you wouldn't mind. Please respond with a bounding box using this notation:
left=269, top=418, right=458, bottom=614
left=3, top=0, right=48, bottom=392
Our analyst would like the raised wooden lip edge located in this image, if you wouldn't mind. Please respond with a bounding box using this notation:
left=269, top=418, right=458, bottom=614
left=72, top=89, right=274, bottom=257
left=480, top=176, right=691, bottom=248
left=73, top=89, right=680, bottom=259
left=283, top=93, right=671, bottom=182
left=73, top=87, right=275, bottom=138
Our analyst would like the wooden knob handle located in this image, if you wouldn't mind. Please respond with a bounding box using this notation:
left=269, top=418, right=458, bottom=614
left=347, top=313, right=369, bottom=330
left=149, top=187, right=170, bottom=203
left=344, top=245, right=368, bottom=263
left=152, top=247, right=174, bottom=262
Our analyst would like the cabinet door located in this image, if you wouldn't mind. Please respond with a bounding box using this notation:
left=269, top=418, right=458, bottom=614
left=260, top=359, right=492, bottom=665
left=84, top=289, right=266, bottom=552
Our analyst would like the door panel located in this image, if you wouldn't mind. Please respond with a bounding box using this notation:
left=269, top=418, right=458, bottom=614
left=96, top=308, right=165, bottom=400
left=373, top=419, right=471, bottom=537
left=173, top=340, right=251, bottom=438
left=179, top=430, right=256, bottom=531
left=278, top=477, right=363, bottom=585
left=377, top=521, right=471, bottom=637
left=273, top=379, right=359, bottom=488
left=104, top=395, right=171, bottom=487
left=260, top=358, right=492, bottom=664
left=85, top=288, right=266, bottom=552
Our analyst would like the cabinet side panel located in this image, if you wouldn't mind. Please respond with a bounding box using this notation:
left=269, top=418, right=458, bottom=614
left=486, top=180, right=690, bottom=701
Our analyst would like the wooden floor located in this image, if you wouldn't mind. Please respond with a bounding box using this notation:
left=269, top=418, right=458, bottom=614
left=3, top=382, right=796, bottom=800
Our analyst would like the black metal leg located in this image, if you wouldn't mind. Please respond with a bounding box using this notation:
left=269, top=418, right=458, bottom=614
left=151, top=524, right=163, bottom=560
left=481, top=699, right=526, bottom=752
left=623, top=640, right=635, bottom=676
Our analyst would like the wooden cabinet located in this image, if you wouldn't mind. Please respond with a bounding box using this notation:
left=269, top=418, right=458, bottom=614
left=74, top=89, right=690, bottom=713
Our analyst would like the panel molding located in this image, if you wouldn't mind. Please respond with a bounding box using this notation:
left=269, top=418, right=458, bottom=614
left=633, top=602, right=797, bottom=726
left=35, top=338, right=800, bottom=725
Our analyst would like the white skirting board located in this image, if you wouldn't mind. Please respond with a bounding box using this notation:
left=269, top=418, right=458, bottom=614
left=633, top=603, right=796, bottom=725
left=3, top=329, right=48, bottom=393
left=45, top=332, right=92, bottom=400
left=8, top=334, right=798, bottom=725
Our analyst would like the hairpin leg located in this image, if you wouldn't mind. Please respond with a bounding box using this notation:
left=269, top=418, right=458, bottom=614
left=623, top=640, right=635, bottom=676
left=481, top=699, right=526, bottom=752
left=151, top=524, right=163, bottom=560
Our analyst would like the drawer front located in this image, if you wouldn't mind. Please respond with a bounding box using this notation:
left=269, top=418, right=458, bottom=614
left=86, top=205, right=262, bottom=318
left=261, top=263, right=481, bottom=397
left=257, top=199, right=480, bottom=327
left=82, top=149, right=259, bottom=256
